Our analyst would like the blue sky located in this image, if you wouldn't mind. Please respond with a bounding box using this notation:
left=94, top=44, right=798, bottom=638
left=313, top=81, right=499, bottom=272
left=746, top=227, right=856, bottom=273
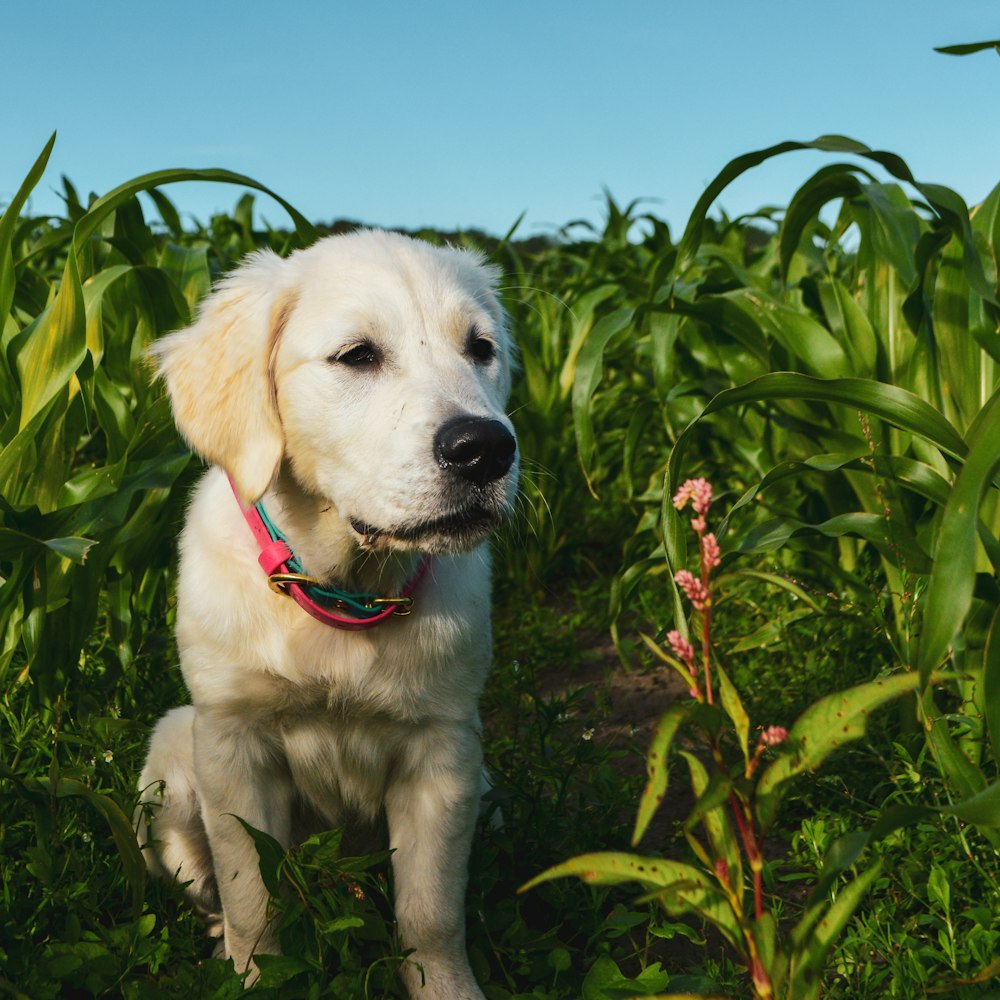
left=4, top=1, right=998, bottom=238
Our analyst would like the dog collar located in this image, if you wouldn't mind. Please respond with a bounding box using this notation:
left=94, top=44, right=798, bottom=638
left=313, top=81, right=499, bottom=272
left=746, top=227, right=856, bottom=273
left=229, top=476, right=430, bottom=631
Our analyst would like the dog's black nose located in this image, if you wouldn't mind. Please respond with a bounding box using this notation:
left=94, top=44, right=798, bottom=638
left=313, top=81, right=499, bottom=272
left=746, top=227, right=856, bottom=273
left=435, top=417, right=516, bottom=486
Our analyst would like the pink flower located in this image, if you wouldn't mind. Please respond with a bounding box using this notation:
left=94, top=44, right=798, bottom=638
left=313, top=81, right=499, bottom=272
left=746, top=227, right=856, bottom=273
left=691, top=516, right=707, bottom=533
left=759, top=725, right=789, bottom=747
left=675, top=569, right=709, bottom=611
left=673, top=478, right=713, bottom=516
left=666, top=629, right=695, bottom=666
left=701, top=533, right=721, bottom=570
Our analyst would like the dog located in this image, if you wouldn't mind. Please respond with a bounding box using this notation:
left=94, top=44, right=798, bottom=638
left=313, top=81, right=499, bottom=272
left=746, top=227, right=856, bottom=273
left=135, top=229, right=518, bottom=999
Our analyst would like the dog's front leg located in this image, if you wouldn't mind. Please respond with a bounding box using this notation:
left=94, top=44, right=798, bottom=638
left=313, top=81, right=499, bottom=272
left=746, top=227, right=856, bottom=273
left=192, top=707, right=292, bottom=982
left=386, top=726, right=485, bottom=1000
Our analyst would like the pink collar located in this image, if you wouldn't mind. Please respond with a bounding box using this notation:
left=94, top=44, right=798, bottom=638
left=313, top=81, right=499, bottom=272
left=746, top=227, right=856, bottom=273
left=230, top=477, right=430, bottom=631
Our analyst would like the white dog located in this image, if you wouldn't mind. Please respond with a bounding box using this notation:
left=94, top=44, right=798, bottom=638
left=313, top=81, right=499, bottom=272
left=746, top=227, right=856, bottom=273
left=135, top=229, right=517, bottom=999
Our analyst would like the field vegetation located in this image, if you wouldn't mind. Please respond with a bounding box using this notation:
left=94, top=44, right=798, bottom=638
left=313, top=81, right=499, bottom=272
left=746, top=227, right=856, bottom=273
left=1, top=114, right=999, bottom=998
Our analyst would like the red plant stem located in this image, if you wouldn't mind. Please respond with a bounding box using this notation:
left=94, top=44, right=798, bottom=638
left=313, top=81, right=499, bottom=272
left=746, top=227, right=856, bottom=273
left=698, top=527, right=714, bottom=706
left=729, top=792, right=763, bottom=920
left=701, top=603, right=713, bottom=705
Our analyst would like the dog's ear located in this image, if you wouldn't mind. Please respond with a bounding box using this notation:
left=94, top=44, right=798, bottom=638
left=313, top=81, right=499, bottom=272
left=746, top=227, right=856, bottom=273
left=150, top=250, right=294, bottom=504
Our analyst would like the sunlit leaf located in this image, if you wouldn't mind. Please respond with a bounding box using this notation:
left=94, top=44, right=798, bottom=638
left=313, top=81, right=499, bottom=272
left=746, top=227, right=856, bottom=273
left=756, top=672, right=921, bottom=829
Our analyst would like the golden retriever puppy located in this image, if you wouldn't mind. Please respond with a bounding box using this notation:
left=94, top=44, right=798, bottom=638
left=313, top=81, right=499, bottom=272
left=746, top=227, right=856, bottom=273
left=135, top=229, right=517, bottom=999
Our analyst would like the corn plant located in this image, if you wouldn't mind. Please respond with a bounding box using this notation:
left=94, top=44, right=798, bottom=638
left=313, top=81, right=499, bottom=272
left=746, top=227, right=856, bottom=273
left=669, top=141, right=999, bottom=817
left=493, top=195, right=676, bottom=586
left=564, top=138, right=1000, bottom=809
left=0, top=134, right=317, bottom=704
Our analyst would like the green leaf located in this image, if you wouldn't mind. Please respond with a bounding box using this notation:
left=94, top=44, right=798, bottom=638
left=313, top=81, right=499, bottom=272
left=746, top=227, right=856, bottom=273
left=704, top=374, right=966, bottom=459
left=0, top=135, right=57, bottom=332
left=677, top=134, right=998, bottom=311
left=751, top=911, right=780, bottom=986
left=231, top=815, right=285, bottom=896
left=779, top=164, right=869, bottom=280
left=941, top=780, right=1000, bottom=826
left=0, top=133, right=56, bottom=254
left=37, top=775, right=146, bottom=917
left=922, top=687, right=992, bottom=816
left=728, top=289, right=851, bottom=378
left=755, top=672, right=920, bottom=829
left=916, top=387, right=1000, bottom=684
left=789, top=863, right=883, bottom=997
left=158, top=242, right=210, bottom=313
left=16, top=250, right=86, bottom=430
left=632, top=703, right=695, bottom=845
left=572, top=306, right=634, bottom=494
left=858, top=183, right=923, bottom=289
left=804, top=832, right=869, bottom=915
left=678, top=751, right=742, bottom=893
left=315, top=915, right=365, bottom=934
left=715, top=660, right=750, bottom=764
left=935, top=40, right=1000, bottom=56
left=931, top=241, right=985, bottom=432
left=985, top=606, right=1000, bottom=765
left=82, top=264, right=133, bottom=366
left=581, top=955, right=671, bottom=1000
left=818, top=277, right=877, bottom=378
left=726, top=606, right=815, bottom=654
left=558, top=283, right=619, bottom=396
left=520, top=852, right=743, bottom=952
left=739, top=512, right=932, bottom=574
left=253, top=954, right=313, bottom=987
left=521, top=851, right=701, bottom=892
left=0, top=528, right=95, bottom=564
left=71, top=166, right=318, bottom=252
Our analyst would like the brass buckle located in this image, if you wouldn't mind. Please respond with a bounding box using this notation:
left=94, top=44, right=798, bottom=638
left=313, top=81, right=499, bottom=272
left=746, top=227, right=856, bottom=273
left=267, top=571, right=321, bottom=595
left=366, top=596, right=414, bottom=617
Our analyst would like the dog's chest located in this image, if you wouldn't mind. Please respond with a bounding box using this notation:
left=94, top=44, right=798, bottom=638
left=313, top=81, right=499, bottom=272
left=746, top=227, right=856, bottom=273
left=278, top=604, right=488, bottom=716
left=273, top=680, right=481, bottom=827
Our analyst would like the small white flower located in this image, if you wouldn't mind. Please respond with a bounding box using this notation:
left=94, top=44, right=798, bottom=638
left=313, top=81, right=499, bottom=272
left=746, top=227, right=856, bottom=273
left=582, top=728, right=595, bottom=742
left=81, top=832, right=92, bottom=843
left=102, top=749, right=114, bottom=763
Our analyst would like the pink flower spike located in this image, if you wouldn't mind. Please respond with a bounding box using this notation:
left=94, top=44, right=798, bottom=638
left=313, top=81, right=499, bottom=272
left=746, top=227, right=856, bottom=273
left=691, top=516, right=707, bottom=533
left=759, top=725, right=789, bottom=747
left=672, top=478, right=713, bottom=516
left=701, top=533, right=721, bottom=570
left=666, top=629, right=695, bottom=666
left=674, top=569, right=710, bottom=611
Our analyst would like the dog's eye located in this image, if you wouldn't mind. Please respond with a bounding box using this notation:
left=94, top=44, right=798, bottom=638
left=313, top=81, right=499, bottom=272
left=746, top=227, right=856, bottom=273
left=332, top=343, right=382, bottom=368
left=466, top=329, right=496, bottom=365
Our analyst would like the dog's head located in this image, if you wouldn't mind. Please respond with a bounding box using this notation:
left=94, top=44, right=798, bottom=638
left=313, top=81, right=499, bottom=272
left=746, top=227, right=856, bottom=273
left=152, top=229, right=518, bottom=555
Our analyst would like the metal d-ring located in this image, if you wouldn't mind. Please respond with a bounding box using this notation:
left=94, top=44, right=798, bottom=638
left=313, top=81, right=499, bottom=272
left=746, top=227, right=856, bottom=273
left=267, top=571, right=321, bottom=595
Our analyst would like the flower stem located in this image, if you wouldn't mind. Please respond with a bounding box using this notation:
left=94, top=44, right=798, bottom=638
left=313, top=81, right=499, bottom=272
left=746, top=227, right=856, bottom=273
left=729, top=792, right=764, bottom=921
